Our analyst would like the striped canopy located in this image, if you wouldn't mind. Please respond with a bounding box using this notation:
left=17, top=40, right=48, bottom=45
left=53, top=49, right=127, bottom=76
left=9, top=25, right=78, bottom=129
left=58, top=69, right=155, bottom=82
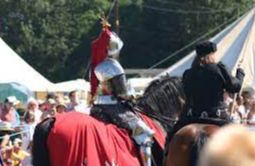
left=158, top=8, right=255, bottom=88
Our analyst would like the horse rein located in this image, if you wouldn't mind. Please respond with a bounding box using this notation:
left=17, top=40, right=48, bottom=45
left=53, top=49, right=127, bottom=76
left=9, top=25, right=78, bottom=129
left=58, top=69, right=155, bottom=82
left=134, top=106, right=178, bottom=125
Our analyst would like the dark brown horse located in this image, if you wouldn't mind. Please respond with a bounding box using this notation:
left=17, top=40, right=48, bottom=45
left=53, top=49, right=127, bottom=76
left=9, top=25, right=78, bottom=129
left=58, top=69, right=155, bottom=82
left=32, top=76, right=185, bottom=166
left=163, top=117, right=229, bottom=166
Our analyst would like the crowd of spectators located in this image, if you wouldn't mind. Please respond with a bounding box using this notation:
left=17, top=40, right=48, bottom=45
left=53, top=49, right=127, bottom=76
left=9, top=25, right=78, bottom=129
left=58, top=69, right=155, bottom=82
left=198, top=87, right=255, bottom=166
left=225, top=87, right=255, bottom=125
left=0, top=90, right=89, bottom=166
left=0, top=87, right=255, bottom=165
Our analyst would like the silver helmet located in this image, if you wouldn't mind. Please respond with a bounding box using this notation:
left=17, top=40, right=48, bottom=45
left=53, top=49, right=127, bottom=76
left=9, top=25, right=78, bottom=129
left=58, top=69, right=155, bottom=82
left=95, top=58, right=127, bottom=97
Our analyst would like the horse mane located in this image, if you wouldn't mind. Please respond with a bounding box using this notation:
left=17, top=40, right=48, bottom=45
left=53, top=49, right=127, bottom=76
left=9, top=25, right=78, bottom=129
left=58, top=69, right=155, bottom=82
left=136, top=76, right=185, bottom=131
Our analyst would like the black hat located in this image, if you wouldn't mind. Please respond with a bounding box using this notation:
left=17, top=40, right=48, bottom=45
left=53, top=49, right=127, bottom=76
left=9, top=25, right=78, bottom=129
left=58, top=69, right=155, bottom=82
left=196, top=41, right=217, bottom=57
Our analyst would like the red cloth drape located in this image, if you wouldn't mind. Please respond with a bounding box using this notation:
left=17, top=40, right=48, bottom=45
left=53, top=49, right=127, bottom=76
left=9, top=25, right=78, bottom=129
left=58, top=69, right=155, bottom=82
left=139, top=113, right=166, bottom=148
left=47, top=112, right=141, bottom=166
left=47, top=112, right=165, bottom=166
left=90, top=28, right=112, bottom=97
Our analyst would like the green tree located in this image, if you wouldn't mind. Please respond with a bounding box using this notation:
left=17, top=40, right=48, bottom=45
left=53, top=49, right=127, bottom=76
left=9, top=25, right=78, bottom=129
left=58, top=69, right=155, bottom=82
left=0, top=0, right=110, bottom=82
left=0, top=0, right=254, bottom=82
left=119, top=0, right=254, bottom=68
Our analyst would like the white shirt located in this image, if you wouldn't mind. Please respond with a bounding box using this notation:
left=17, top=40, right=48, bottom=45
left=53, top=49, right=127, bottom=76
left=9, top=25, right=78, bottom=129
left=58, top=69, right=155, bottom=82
left=22, top=122, right=36, bottom=151
left=34, top=109, right=42, bottom=124
left=67, top=101, right=90, bottom=114
left=74, top=102, right=91, bottom=115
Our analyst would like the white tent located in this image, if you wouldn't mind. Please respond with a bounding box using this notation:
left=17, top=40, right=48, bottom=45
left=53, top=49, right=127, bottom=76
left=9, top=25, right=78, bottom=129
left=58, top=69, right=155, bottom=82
left=158, top=8, right=255, bottom=88
left=54, top=79, right=90, bottom=92
left=0, top=38, right=54, bottom=91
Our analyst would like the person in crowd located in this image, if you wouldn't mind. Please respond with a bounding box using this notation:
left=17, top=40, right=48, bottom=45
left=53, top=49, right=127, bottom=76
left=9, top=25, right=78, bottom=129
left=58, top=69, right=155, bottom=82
left=2, top=141, right=13, bottom=166
left=0, top=122, right=14, bottom=137
left=0, top=96, right=20, bottom=126
left=56, top=102, right=67, bottom=114
left=66, top=91, right=79, bottom=112
left=40, top=98, right=56, bottom=120
left=46, top=93, right=56, bottom=101
left=198, top=124, right=255, bottom=166
left=223, top=92, right=233, bottom=107
left=21, top=111, right=35, bottom=152
left=224, top=92, right=242, bottom=123
left=239, top=88, right=255, bottom=123
left=0, top=134, right=10, bottom=166
left=53, top=94, right=62, bottom=105
left=66, top=90, right=90, bottom=114
left=181, top=41, right=245, bottom=120
left=247, top=101, right=255, bottom=126
left=90, top=58, right=154, bottom=150
left=26, top=97, right=42, bottom=124
left=40, top=93, right=57, bottom=111
left=228, top=101, right=242, bottom=124
left=37, top=100, right=45, bottom=112
left=0, top=121, right=16, bottom=146
left=236, top=94, right=245, bottom=119
left=11, top=138, right=30, bottom=166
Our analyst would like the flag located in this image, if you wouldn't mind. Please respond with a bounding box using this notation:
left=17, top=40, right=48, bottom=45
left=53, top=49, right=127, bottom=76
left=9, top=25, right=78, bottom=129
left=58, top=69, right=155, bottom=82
left=90, top=28, right=112, bottom=97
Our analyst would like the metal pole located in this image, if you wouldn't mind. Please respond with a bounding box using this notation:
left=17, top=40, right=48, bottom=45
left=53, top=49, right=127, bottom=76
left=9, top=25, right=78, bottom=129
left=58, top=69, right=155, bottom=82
left=115, top=0, right=120, bottom=35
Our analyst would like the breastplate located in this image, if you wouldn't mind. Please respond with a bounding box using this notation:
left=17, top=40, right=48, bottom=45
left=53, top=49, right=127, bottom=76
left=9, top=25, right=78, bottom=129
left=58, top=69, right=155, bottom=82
left=94, top=95, right=118, bottom=105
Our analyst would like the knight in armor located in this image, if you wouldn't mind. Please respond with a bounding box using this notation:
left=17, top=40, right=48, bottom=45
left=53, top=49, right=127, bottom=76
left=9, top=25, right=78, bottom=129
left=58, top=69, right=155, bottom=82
left=90, top=58, right=155, bottom=146
left=182, top=41, right=245, bottom=120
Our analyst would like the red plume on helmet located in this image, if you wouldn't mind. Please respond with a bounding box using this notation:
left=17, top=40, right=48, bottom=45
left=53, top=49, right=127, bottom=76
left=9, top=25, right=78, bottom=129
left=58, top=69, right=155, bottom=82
left=89, top=19, right=123, bottom=99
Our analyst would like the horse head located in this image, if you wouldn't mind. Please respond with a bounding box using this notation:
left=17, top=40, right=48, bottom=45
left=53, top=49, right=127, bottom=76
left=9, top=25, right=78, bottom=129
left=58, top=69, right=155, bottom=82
left=136, top=76, right=185, bottom=131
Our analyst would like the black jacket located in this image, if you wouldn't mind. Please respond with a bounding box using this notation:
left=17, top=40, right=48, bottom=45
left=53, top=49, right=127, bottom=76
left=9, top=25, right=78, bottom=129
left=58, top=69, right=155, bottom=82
left=183, top=62, right=245, bottom=112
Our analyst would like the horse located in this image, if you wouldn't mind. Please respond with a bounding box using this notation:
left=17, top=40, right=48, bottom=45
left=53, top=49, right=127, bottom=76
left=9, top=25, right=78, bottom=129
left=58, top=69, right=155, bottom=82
left=163, top=117, right=229, bottom=166
left=138, top=76, right=231, bottom=166
left=162, top=87, right=230, bottom=166
left=32, top=76, right=185, bottom=166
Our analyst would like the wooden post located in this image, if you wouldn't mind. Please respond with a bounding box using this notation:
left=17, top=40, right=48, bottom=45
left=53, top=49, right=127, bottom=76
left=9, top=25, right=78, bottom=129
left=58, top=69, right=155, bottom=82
left=115, top=0, right=120, bottom=35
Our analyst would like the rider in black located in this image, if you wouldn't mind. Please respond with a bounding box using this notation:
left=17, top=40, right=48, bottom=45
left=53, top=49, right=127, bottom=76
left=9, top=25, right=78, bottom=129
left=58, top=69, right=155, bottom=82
left=182, top=41, right=245, bottom=120
left=165, top=41, right=245, bottom=155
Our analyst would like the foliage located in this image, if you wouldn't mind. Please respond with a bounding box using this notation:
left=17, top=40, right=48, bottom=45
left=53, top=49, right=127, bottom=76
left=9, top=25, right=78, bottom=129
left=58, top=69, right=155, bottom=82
left=120, top=0, right=254, bottom=68
left=0, top=0, right=110, bottom=81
